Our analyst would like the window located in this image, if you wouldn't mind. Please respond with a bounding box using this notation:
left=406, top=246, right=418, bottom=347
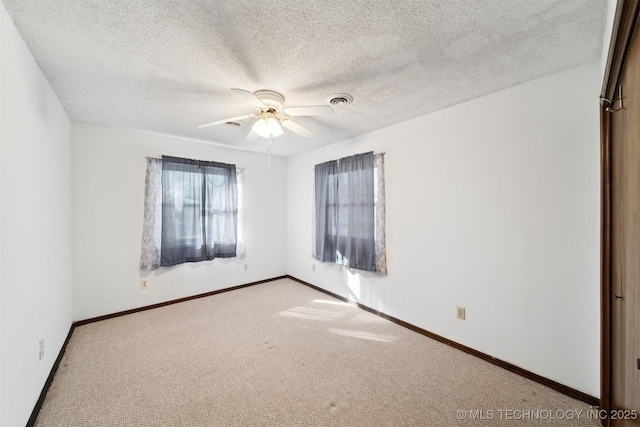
left=140, top=156, right=246, bottom=271
left=313, top=151, right=387, bottom=275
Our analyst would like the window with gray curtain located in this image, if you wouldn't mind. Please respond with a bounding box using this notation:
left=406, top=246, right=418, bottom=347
left=313, top=151, right=387, bottom=275
left=160, top=156, right=238, bottom=267
left=140, top=157, right=245, bottom=272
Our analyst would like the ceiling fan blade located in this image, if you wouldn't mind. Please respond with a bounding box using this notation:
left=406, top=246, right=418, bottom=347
left=231, top=88, right=267, bottom=109
left=245, top=129, right=259, bottom=141
left=196, top=114, right=256, bottom=129
left=243, top=120, right=260, bottom=141
left=283, top=105, right=334, bottom=117
left=282, top=119, right=316, bottom=139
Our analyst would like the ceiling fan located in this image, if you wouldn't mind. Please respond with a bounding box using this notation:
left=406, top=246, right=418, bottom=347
left=197, top=88, right=334, bottom=140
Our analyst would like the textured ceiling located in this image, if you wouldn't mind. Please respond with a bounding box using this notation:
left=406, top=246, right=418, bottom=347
left=3, top=0, right=607, bottom=157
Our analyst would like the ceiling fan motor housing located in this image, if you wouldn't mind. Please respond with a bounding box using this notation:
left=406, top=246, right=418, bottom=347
left=253, top=90, right=285, bottom=111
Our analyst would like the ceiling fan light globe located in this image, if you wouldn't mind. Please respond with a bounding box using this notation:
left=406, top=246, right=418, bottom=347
left=252, top=115, right=283, bottom=138
left=268, top=118, right=284, bottom=137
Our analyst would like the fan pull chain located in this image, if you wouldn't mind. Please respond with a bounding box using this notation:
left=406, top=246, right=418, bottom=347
left=267, top=134, right=272, bottom=168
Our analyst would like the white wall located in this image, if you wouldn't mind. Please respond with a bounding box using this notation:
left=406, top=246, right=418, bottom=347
left=0, top=3, right=73, bottom=425
left=288, top=61, right=601, bottom=397
left=71, top=124, right=288, bottom=321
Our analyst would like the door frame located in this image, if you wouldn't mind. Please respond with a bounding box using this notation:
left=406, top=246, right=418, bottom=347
left=600, top=1, right=640, bottom=425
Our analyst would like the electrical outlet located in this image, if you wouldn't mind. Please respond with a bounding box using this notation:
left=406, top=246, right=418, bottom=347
left=39, top=339, right=44, bottom=360
left=140, top=280, right=149, bottom=290
left=244, top=264, right=248, bottom=271
left=312, top=264, right=316, bottom=271
left=456, top=307, right=466, bottom=320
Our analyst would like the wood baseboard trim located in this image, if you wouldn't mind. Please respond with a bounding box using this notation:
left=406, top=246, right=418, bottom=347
left=27, top=324, right=75, bottom=427
left=74, top=275, right=289, bottom=327
left=287, top=275, right=599, bottom=407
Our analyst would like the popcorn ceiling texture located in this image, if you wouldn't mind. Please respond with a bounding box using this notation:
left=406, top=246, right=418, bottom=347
left=34, top=279, right=601, bottom=426
left=3, top=0, right=607, bottom=156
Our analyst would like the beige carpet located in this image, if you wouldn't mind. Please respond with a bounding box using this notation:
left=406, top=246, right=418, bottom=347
left=35, top=278, right=601, bottom=426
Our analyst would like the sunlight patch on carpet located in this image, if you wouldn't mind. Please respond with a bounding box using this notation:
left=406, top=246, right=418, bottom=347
left=329, top=328, right=396, bottom=342
left=277, top=306, right=344, bottom=322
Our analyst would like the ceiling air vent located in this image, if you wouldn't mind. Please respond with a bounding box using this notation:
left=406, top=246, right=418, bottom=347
left=327, top=93, right=353, bottom=106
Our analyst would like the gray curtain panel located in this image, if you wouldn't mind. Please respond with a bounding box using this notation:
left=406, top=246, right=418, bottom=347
left=314, top=152, right=376, bottom=272
left=161, top=156, right=238, bottom=267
